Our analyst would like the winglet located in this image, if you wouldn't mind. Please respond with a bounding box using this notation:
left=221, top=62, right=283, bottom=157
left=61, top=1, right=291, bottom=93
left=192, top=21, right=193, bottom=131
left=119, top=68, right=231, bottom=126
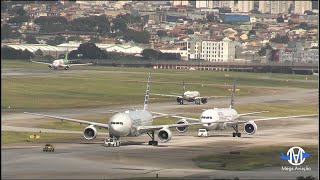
left=143, top=73, right=151, bottom=110
left=230, top=80, right=236, bottom=109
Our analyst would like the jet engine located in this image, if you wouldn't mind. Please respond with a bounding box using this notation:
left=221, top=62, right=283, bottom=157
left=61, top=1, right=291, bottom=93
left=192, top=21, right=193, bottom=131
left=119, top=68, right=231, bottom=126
left=176, top=97, right=183, bottom=104
left=157, top=128, right=172, bottom=143
left=244, top=121, right=257, bottom=135
left=201, top=98, right=208, bottom=104
left=176, top=119, right=188, bottom=133
left=83, top=125, right=97, bottom=140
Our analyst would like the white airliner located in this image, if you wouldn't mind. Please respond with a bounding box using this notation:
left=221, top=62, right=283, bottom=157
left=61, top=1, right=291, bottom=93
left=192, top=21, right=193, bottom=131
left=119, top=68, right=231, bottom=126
left=24, top=73, right=215, bottom=146
left=152, top=81, right=226, bottom=105
left=172, top=81, right=317, bottom=137
left=312, top=69, right=318, bottom=76
left=31, top=54, right=93, bottom=70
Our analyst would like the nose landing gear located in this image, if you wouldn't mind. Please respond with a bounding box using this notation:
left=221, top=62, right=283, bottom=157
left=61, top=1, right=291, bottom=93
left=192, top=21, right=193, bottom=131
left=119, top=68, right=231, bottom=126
left=105, top=136, right=121, bottom=147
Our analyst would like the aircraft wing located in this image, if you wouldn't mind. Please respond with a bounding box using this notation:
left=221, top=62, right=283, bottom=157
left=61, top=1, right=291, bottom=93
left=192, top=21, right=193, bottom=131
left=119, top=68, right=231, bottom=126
left=24, top=112, right=109, bottom=129
left=238, top=111, right=269, bottom=117
left=227, top=114, right=318, bottom=125
left=69, top=63, right=93, bottom=66
left=195, top=96, right=227, bottom=99
left=30, top=60, right=51, bottom=65
left=150, top=93, right=181, bottom=98
left=151, top=111, right=182, bottom=119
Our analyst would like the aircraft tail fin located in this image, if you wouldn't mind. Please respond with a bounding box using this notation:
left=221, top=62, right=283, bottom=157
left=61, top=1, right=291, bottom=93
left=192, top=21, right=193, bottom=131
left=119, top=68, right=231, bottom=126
left=182, top=80, right=186, bottom=95
left=229, top=80, right=236, bottom=109
left=143, top=73, right=151, bottom=110
left=64, top=53, right=69, bottom=62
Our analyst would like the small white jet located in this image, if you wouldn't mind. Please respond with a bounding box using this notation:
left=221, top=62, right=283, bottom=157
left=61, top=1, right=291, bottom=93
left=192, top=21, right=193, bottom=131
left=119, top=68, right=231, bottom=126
left=152, top=81, right=226, bottom=105
left=24, top=73, right=215, bottom=146
left=172, top=81, right=317, bottom=137
left=31, top=54, right=93, bottom=70
left=312, top=69, right=318, bottom=76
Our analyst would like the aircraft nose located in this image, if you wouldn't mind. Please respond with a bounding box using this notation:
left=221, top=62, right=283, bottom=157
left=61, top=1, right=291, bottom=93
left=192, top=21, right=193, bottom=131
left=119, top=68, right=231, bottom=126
left=109, top=113, right=131, bottom=137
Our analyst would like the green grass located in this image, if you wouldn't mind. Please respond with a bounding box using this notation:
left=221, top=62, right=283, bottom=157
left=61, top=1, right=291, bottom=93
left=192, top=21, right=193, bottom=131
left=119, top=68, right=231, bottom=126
left=1, top=131, right=79, bottom=144
left=2, top=60, right=317, bottom=109
left=193, top=145, right=318, bottom=171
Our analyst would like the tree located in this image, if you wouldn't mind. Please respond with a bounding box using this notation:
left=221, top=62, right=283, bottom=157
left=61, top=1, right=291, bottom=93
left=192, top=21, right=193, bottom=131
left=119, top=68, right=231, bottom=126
left=141, top=49, right=160, bottom=60
left=298, top=22, right=309, bottom=30
left=156, top=30, right=167, bottom=37
left=123, top=30, right=150, bottom=44
left=288, top=4, right=294, bottom=14
left=25, top=35, right=39, bottom=44
left=47, top=35, right=66, bottom=46
left=270, top=34, right=290, bottom=44
left=34, top=49, right=43, bottom=57
left=76, top=42, right=106, bottom=59
left=68, top=15, right=110, bottom=36
left=304, top=10, right=316, bottom=15
left=112, top=16, right=128, bottom=32
left=1, top=47, right=34, bottom=60
left=1, top=24, right=21, bottom=40
left=186, top=29, right=194, bottom=34
left=248, top=30, right=256, bottom=37
left=67, top=36, right=84, bottom=42
left=250, top=8, right=262, bottom=14
left=7, top=15, right=30, bottom=24
left=35, top=16, right=68, bottom=33
left=277, top=16, right=284, bottom=23
left=258, top=44, right=273, bottom=56
left=207, top=14, right=218, bottom=22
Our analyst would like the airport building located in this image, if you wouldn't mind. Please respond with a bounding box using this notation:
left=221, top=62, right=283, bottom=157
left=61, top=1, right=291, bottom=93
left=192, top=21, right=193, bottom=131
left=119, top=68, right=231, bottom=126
left=2, top=42, right=145, bottom=58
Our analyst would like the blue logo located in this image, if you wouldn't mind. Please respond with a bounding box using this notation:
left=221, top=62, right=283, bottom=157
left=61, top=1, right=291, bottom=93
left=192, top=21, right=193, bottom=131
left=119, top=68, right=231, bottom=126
left=280, top=147, right=310, bottom=166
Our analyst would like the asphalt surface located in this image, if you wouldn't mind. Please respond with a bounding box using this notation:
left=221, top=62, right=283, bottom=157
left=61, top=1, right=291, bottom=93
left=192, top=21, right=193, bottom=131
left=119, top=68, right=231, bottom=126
left=2, top=67, right=319, bottom=180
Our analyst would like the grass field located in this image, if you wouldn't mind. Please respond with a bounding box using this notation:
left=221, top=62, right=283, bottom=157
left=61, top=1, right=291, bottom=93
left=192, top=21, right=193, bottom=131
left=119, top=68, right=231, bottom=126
left=2, top=60, right=318, bottom=109
left=1, top=131, right=79, bottom=144
left=193, top=145, right=318, bottom=171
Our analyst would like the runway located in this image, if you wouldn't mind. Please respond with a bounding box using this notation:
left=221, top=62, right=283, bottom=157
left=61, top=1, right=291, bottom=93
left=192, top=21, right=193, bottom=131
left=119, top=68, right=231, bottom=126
left=2, top=67, right=319, bottom=179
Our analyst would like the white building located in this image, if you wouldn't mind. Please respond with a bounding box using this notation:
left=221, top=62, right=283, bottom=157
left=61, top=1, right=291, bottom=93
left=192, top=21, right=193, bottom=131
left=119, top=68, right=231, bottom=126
left=170, top=0, right=189, bottom=6
left=294, top=1, right=312, bottom=15
left=200, top=38, right=235, bottom=62
left=237, top=0, right=254, bottom=13
left=259, top=1, right=293, bottom=14
left=195, top=0, right=213, bottom=9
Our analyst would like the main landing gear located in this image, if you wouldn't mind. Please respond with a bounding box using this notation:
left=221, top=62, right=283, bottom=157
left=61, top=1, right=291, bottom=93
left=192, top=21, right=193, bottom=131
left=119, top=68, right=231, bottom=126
left=195, top=99, right=201, bottom=105
left=179, top=100, right=184, bottom=105
left=231, top=124, right=241, bottom=137
left=147, top=131, right=158, bottom=146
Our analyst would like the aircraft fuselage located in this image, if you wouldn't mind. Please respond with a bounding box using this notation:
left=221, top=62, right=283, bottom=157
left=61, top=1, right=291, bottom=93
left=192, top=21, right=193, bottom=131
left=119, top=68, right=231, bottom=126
left=183, top=91, right=200, bottom=102
left=108, top=110, right=153, bottom=137
left=200, top=108, right=238, bottom=130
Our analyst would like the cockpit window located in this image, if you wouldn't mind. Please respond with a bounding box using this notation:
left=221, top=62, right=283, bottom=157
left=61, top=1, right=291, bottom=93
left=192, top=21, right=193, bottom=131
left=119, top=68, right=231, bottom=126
left=111, top=122, right=123, bottom=125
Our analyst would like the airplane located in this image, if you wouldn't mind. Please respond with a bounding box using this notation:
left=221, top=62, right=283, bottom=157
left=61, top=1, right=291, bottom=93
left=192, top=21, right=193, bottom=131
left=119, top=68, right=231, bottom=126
left=151, top=81, right=226, bottom=105
left=30, top=54, right=93, bottom=70
left=311, top=69, right=318, bottom=76
left=171, top=80, right=318, bottom=137
left=24, top=73, right=216, bottom=147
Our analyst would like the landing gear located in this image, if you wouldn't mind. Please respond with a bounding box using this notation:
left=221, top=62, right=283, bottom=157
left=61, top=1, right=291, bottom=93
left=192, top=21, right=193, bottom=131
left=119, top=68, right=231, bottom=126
left=147, top=131, right=158, bottom=146
left=195, top=99, right=201, bottom=105
left=231, top=125, right=241, bottom=137
left=179, top=100, right=184, bottom=105
left=105, top=136, right=121, bottom=147
left=64, top=67, right=69, bottom=70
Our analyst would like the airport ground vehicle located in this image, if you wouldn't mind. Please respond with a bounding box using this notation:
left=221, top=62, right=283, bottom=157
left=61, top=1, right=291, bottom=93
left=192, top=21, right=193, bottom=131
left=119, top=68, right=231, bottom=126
left=43, top=144, right=54, bottom=152
left=198, top=129, right=208, bottom=137
left=105, top=137, right=121, bottom=147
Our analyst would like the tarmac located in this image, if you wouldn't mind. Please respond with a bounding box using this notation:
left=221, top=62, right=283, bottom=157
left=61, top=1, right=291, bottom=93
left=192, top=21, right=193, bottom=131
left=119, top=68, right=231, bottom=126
left=1, top=67, right=319, bottom=179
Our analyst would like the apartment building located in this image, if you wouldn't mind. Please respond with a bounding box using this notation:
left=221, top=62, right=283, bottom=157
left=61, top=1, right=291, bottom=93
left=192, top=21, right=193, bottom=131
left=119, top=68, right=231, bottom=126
left=294, top=1, right=312, bottom=15
left=237, top=0, right=254, bottom=13
left=170, top=0, right=189, bottom=7
left=200, top=38, right=236, bottom=62
left=259, top=1, right=293, bottom=14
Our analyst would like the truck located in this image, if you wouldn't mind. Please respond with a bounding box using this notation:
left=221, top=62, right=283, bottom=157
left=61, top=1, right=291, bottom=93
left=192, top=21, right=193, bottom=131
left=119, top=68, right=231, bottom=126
left=198, top=129, right=208, bottom=137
